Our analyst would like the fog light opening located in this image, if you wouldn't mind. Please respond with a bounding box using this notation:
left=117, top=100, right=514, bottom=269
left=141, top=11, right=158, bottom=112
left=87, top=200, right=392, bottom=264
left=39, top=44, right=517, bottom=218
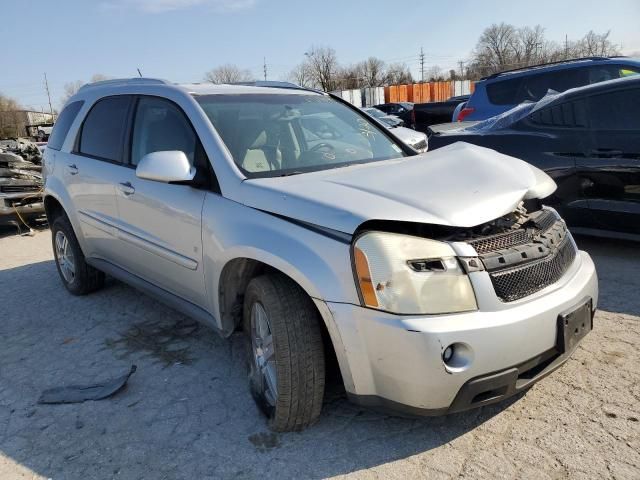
left=442, top=342, right=474, bottom=372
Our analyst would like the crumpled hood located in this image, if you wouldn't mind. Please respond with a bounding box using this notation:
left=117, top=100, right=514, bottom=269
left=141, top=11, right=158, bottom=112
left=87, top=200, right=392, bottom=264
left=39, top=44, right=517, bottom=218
left=236, top=142, right=556, bottom=234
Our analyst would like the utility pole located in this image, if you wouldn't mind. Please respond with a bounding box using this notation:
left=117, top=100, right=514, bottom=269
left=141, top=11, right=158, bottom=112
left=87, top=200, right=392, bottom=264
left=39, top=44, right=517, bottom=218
left=565, top=34, right=568, bottom=59
left=263, top=57, right=267, bottom=81
left=458, top=60, right=465, bottom=80
left=43, top=72, right=53, bottom=116
left=419, top=47, right=425, bottom=83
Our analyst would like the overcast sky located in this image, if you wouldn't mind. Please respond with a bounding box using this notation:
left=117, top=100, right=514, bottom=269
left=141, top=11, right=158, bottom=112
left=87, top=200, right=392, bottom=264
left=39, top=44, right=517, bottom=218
left=3, top=0, right=639, bottom=110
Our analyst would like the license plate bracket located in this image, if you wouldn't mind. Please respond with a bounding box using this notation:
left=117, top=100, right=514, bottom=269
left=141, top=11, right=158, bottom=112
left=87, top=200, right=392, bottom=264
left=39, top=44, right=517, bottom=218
left=557, top=298, right=593, bottom=354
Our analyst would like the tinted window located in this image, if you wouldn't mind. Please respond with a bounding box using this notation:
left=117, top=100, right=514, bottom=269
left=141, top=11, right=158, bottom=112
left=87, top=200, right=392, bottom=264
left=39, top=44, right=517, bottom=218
left=487, top=68, right=589, bottom=105
left=588, top=88, right=640, bottom=130
left=48, top=101, right=84, bottom=151
left=79, top=96, right=131, bottom=162
left=529, top=100, right=587, bottom=127
left=588, top=64, right=640, bottom=83
left=131, top=97, right=196, bottom=166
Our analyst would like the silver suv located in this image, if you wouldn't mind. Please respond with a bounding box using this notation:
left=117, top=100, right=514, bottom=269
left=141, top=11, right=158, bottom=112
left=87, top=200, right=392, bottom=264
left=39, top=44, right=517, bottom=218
left=43, top=78, right=598, bottom=431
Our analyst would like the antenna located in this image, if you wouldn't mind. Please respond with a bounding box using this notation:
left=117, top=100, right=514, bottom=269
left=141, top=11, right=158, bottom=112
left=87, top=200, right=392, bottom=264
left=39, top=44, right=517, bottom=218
left=137, top=68, right=143, bottom=77
left=43, top=72, right=53, bottom=116
left=263, top=57, right=267, bottom=81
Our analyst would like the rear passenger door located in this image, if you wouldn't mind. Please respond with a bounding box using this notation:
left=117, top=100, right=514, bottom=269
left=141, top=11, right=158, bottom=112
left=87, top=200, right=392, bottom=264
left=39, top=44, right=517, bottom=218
left=68, top=95, right=133, bottom=261
left=114, top=96, right=208, bottom=308
left=577, top=86, right=640, bottom=234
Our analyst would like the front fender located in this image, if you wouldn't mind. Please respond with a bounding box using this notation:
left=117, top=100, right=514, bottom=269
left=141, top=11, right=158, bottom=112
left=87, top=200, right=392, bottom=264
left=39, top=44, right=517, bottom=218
left=201, top=195, right=359, bottom=330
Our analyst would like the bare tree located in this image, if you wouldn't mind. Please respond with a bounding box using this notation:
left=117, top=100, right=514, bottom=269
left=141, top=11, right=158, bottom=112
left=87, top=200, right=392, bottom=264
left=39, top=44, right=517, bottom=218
left=61, top=74, right=111, bottom=105
left=425, top=65, right=445, bottom=81
left=357, top=57, right=386, bottom=87
left=204, top=64, right=254, bottom=84
left=288, top=63, right=315, bottom=88
left=467, top=24, right=621, bottom=78
left=0, top=93, right=23, bottom=138
left=61, top=80, right=85, bottom=104
left=304, top=46, right=340, bottom=91
left=572, top=30, right=620, bottom=57
left=384, top=63, right=414, bottom=85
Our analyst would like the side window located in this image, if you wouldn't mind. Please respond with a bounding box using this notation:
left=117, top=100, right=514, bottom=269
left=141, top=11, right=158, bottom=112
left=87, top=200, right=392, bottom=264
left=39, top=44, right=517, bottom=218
left=588, top=89, right=640, bottom=131
left=588, top=65, right=640, bottom=84
left=486, top=77, right=523, bottom=105
left=529, top=99, right=587, bottom=128
left=48, top=101, right=84, bottom=151
left=79, top=96, right=131, bottom=162
left=131, top=97, right=196, bottom=166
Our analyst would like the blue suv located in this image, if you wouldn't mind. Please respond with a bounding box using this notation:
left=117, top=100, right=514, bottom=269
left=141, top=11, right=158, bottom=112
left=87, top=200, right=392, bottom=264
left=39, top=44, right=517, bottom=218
left=457, top=56, right=640, bottom=121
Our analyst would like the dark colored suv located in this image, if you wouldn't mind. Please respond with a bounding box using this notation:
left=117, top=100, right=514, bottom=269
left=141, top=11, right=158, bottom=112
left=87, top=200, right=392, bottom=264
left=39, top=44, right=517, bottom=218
left=457, top=56, right=640, bottom=121
left=430, top=75, right=640, bottom=239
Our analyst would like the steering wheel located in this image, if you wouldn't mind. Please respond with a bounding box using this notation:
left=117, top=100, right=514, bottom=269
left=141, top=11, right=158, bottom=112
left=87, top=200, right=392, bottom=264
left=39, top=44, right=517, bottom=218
left=309, top=142, right=335, bottom=153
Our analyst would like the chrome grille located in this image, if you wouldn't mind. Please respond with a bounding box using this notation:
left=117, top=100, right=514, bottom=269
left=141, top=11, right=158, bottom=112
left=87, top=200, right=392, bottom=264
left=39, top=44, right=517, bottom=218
left=468, top=209, right=558, bottom=255
left=489, top=236, right=577, bottom=302
left=468, top=229, right=531, bottom=254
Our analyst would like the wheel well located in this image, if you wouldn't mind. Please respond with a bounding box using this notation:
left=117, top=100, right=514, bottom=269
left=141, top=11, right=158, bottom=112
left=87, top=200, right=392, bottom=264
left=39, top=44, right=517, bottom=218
left=44, top=196, right=64, bottom=223
left=218, top=258, right=341, bottom=380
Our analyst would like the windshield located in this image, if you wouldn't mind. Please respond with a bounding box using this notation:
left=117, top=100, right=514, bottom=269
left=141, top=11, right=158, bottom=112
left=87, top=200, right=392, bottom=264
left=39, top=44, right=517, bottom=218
left=195, top=94, right=408, bottom=177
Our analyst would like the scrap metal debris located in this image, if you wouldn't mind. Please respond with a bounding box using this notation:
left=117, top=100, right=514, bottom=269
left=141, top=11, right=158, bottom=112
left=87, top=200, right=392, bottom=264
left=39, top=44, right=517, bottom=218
left=0, top=138, right=45, bottom=232
left=38, top=365, right=137, bottom=405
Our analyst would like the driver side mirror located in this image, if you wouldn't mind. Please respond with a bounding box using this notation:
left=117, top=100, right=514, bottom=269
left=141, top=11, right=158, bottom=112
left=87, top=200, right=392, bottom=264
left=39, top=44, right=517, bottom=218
left=135, top=151, right=196, bottom=183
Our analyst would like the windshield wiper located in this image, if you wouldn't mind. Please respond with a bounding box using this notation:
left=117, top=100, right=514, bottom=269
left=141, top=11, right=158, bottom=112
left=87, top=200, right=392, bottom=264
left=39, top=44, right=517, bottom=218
left=280, top=171, right=305, bottom=177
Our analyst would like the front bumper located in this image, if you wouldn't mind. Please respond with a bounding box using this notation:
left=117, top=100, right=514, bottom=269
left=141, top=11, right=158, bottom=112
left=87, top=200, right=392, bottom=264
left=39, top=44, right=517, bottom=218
left=321, top=250, right=598, bottom=414
left=0, top=194, right=45, bottom=222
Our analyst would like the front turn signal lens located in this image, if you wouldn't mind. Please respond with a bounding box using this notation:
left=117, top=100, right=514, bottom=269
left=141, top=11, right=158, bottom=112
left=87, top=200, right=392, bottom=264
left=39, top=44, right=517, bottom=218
left=354, top=246, right=378, bottom=307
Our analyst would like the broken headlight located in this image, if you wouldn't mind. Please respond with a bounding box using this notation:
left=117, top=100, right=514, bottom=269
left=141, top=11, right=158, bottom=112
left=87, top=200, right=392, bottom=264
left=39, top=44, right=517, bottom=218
left=352, top=231, right=477, bottom=314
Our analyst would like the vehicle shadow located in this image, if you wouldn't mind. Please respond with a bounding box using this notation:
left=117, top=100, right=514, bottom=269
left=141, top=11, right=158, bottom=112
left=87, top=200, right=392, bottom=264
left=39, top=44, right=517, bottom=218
left=0, top=259, right=523, bottom=479
left=573, top=234, right=640, bottom=317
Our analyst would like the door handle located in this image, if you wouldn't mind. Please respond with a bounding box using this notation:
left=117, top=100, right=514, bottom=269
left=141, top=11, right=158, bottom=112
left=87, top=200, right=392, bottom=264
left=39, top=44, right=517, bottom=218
left=590, top=149, right=622, bottom=158
left=66, top=164, right=79, bottom=175
left=118, top=182, right=135, bottom=196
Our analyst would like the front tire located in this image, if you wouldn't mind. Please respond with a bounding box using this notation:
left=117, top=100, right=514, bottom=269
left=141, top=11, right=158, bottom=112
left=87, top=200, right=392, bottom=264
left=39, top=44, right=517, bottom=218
left=51, top=215, right=105, bottom=295
left=243, top=274, right=325, bottom=432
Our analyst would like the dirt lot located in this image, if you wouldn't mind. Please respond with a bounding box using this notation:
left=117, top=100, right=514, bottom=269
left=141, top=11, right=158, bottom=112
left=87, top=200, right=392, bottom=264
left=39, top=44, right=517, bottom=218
left=0, top=228, right=638, bottom=479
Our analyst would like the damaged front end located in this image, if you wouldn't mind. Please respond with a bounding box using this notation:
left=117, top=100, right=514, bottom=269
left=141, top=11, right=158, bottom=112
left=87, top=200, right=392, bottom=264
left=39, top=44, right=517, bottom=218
left=355, top=200, right=579, bottom=307
left=448, top=205, right=577, bottom=302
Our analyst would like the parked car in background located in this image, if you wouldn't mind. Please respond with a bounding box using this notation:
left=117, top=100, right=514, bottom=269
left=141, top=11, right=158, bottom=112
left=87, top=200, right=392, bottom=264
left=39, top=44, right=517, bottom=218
left=457, top=56, right=640, bottom=122
left=361, top=107, right=404, bottom=127
left=44, top=78, right=597, bottom=431
left=429, top=75, right=640, bottom=239
left=413, top=95, right=470, bottom=133
left=361, top=108, right=427, bottom=151
left=373, top=102, right=415, bottom=129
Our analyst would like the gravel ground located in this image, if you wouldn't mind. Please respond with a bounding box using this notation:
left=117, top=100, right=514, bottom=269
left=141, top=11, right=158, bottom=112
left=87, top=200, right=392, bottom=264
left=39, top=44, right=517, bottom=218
left=0, top=228, right=638, bottom=479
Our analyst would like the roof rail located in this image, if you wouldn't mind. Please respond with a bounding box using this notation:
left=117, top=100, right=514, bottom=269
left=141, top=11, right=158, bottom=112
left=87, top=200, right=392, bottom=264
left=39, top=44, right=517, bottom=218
left=481, top=56, right=627, bottom=80
left=227, top=80, right=324, bottom=93
left=78, top=77, right=172, bottom=92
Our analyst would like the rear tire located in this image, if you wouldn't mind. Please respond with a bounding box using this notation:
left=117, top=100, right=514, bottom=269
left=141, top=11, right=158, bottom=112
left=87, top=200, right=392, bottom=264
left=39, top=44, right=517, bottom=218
left=51, top=215, right=105, bottom=295
left=243, top=274, right=325, bottom=432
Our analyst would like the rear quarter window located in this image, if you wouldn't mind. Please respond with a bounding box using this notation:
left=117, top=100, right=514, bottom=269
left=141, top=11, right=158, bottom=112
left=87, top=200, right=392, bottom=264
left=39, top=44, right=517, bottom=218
left=47, top=101, right=84, bottom=151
